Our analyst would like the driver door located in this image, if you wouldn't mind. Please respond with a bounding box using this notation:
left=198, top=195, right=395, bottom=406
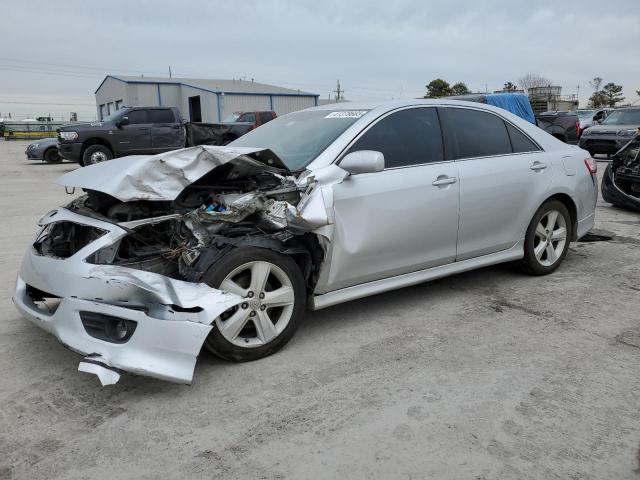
left=115, top=109, right=152, bottom=155
left=323, top=107, right=460, bottom=292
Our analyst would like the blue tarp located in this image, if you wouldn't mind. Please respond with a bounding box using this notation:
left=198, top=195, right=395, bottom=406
left=484, top=93, right=536, bottom=124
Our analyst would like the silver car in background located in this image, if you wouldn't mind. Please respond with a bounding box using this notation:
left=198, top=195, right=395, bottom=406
left=13, top=100, right=598, bottom=385
left=579, top=107, right=640, bottom=156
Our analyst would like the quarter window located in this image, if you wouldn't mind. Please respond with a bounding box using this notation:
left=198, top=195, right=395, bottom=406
left=444, top=108, right=512, bottom=158
left=506, top=123, right=539, bottom=153
left=347, top=107, right=444, bottom=168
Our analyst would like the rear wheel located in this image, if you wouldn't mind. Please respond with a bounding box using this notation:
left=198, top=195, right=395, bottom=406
left=202, top=247, right=306, bottom=362
left=521, top=200, right=571, bottom=275
left=82, top=145, right=113, bottom=166
left=43, top=148, right=62, bottom=163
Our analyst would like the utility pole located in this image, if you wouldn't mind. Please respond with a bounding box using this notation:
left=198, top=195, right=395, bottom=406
left=333, top=80, right=343, bottom=102
left=169, top=66, right=172, bottom=78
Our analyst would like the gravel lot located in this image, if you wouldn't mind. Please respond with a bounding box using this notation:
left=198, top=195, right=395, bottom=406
left=1, top=139, right=639, bottom=480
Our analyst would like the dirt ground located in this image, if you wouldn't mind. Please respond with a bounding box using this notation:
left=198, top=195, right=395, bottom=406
left=1, top=139, right=639, bottom=480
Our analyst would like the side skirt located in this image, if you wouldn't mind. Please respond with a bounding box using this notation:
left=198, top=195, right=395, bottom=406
left=310, top=241, right=524, bottom=310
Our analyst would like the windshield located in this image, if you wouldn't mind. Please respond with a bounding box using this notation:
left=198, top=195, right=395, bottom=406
left=602, top=109, right=640, bottom=125
left=229, top=109, right=369, bottom=170
left=576, top=110, right=595, bottom=119
left=101, top=110, right=125, bottom=122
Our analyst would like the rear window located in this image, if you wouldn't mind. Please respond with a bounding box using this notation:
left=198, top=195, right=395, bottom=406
left=443, top=107, right=512, bottom=158
left=149, top=109, right=175, bottom=123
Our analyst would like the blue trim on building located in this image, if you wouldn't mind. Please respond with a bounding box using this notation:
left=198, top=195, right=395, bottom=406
left=216, top=93, right=222, bottom=122
left=96, top=75, right=320, bottom=98
left=156, top=84, right=162, bottom=105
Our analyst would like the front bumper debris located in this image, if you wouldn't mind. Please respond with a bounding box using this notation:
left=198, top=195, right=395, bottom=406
left=12, top=207, right=242, bottom=385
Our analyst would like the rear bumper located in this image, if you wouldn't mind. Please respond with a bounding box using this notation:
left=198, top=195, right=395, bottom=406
left=58, top=142, right=83, bottom=162
left=12, top=207, right=242, bottom=385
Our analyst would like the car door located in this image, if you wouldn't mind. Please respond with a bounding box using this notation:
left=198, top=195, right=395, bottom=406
left=150, top=108, right=186, bottom=151
left=116, top=109, right=152, bottom=154
left=324, top=107, right=460, bottom=291
left=439, top=106, right=552, bottom=260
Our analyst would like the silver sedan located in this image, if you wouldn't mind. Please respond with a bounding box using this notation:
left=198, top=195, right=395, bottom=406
left=13, top=100, right=597, bottom=385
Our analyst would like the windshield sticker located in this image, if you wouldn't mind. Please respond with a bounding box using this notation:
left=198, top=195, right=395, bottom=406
left=325, top=111, right=367, bottom=119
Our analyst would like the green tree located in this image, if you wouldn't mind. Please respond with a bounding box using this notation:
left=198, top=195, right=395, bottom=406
left=637, top=89, right=640, bottom=97
left=503, top=82, right=518, bottom=92
left=588, top=91, right=607, bottom=108
left=425, top=79, right=452, bottom=98
left=450, top=82, right=470, bottom=96
left=601, top=82, right=625, bottom=107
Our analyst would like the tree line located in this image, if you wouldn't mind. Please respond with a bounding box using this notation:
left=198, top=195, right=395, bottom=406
left=423, top=73, right=638, bottom=108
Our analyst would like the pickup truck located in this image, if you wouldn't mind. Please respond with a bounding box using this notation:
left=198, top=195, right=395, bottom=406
left=57, top=107, right=277, bottom=166
left=535, top=111, right=580, bottom=144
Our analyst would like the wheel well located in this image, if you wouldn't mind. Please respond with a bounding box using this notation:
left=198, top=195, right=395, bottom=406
left=546, top=193, right=578, bottom=241
left=43, top=146, right=57, bottom=157
left=81, top=138, right=113, bottom=157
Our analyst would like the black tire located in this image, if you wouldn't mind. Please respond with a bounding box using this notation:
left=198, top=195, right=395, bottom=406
left=202, top=247, right=306, bottom=362
left=520, top=200, right=571, bottom=275
left=82, top=145, right=113, bottom=166
left=43, top=148, right=62, bottom=164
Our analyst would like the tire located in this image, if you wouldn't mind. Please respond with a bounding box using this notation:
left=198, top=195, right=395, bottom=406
left=201, top=247, right=306, bottom=362
left=520, top=200, right=571, bottom=275
left=43, top=148, right=62, bottom=164
left=82, top=145, right=113, bottom=166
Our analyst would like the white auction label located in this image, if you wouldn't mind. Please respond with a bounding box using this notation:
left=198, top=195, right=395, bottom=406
left=325, top=111, right=367, bottom=119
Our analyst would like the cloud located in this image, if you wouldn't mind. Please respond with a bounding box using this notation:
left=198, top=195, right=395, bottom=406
left=1, top=0, right=639, bottom=118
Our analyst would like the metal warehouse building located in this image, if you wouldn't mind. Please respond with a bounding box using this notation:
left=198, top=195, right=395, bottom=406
left=95, top=75, right=319, bottom=122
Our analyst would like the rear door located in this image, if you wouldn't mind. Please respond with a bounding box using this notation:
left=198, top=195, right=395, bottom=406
left=150, top=108, right=185, bottom=151
left=324, top=107, right=460, bottom=291
left=116, top=109, right=152, bottom=154
left=440, top=106, right=552, bottom=260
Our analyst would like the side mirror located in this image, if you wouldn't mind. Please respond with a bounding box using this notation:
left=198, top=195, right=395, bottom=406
left=339, top=150, right=385, bottom=175
left=117, top=116, right=129, bottom=128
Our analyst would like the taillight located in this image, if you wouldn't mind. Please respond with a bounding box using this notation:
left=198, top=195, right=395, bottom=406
left=576, top=121, right=581, bottom=138
left=584, top=157, right=597, bottom=175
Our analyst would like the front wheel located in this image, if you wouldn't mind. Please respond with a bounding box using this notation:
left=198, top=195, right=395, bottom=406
left=82, top=145, right=113, bottom=166
left=43, top=148, right=62, bottom=163
left=202, top=247, right=306, bottom=362
left=521, top=200, right=571, bottom=275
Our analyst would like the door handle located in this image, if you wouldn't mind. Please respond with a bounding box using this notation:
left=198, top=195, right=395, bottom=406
left=432, top=175, right=457, bottom=186
left=530, top=162, right=547, bottom=171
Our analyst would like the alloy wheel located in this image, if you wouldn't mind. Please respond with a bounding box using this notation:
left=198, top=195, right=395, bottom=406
left=533, top=209, right=567, bottom=267
left=214, top=261, right=295, bottom=348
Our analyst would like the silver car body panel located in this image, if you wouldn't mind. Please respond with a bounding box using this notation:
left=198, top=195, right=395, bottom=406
left=14, top=99, right=597, bottom=384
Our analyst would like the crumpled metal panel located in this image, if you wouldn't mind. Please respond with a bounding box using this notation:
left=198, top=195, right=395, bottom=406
left=56, top=146, right=287, bottom=202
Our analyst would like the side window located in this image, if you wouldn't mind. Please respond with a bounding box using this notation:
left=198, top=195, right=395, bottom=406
left=506, top=123, right=540, bottom=153
left=126, top=110, right=149, bottom=124
left=444, top=108, right=512, bottom=158
left=260, top=112, right=274, bottom=124
left=238, top=113, right=256, bottom=123
left=347, top=107, right=444, bottom=168
left=149, top=109, right=175, bottom=123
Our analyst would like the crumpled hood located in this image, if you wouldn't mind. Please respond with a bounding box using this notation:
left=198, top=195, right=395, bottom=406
left=56, top=145, right=289, bottom=202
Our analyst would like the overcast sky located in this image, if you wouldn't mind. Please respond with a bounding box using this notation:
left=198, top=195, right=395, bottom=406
left=2, top=0, right=639, bottom=120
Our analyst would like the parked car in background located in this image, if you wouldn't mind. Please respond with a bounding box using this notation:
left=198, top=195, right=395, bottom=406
left=25, top=138, right=62, bottom=163
left=579, top=107, right=640, bottom=157
left=601, top=132, right=640, bottom=211
left=535, top=111, right=580, bottom=144
left=223, top=111, right=277, bottom=127
left=576, top=108, right=612, bottom=132
left=57, top=106, right=277, bottom=166
left=14, top=100, right=597, bottom=385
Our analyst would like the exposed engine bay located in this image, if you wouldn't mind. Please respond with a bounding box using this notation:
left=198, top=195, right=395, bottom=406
left=610, top=138, right=640, bottom=198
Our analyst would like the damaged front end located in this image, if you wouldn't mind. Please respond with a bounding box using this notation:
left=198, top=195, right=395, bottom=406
left=14, top=146, right=344, bottom=385
left=602, top=135, right=640, bottom=211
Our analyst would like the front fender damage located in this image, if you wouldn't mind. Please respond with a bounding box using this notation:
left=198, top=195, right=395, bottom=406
left=21, top=147, right=351, bottom=385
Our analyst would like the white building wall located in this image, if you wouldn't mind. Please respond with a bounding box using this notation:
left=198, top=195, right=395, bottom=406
left=126, top=83, right=161, bottom=107
left=158, top=84, right=180, bottom=109
left=271, top=96, right=317, bottom=115
left=95, top=77, right=129, bottom=119
left=219, top=95, right=271, bottom=120
left=178, top=85, right=219, bottom=122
